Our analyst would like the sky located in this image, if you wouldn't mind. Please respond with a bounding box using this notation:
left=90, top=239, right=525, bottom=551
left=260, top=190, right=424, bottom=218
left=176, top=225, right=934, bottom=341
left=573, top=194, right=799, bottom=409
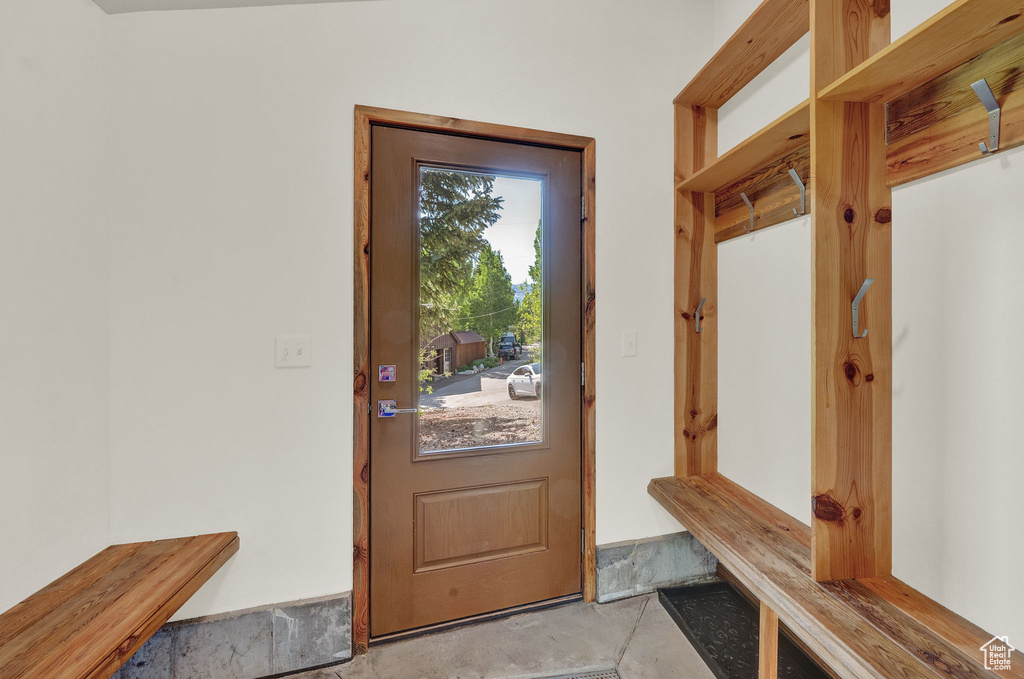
left=484, top=175, right=542, bottom=285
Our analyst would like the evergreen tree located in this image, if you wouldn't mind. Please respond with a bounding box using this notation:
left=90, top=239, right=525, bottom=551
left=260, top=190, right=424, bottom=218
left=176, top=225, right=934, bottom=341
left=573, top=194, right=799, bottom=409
left=461, top=244, right=518, bottom=355
left=517, top=222, right=543, bottom=344
left=418, top=169, right=503, bottom=335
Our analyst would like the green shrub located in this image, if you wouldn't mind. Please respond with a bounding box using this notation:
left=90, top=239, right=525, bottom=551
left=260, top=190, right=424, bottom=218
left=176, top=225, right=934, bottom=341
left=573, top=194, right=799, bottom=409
left=470, top=357, right=499, bottom=370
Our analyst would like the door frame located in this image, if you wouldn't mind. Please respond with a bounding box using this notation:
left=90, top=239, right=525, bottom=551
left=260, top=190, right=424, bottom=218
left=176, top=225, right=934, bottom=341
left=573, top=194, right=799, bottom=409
left=352, top=105, right=596, bottom=654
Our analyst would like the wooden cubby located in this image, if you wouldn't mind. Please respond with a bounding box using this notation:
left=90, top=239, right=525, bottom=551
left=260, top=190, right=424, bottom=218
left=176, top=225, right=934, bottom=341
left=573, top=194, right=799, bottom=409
left=658, top=0, right=1024, bottom=677
left=818, top=0, right=1024, bottom=104
left=675, top=100, right=809, bottom=194
left=675, top=100, right=810, bottom=242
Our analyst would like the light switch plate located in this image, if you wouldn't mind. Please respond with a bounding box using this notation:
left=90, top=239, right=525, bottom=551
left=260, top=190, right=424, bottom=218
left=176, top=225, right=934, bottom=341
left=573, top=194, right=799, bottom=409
left=275, top=335, right=311, bottom=368
left=622, top=330, right=637, bottom=357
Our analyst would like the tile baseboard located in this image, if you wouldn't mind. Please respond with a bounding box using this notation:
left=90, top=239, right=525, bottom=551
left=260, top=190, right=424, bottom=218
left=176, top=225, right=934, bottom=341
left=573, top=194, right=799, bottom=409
left=115, top=532, right=713, bottom=677
left=596, top=532, right=718, bottom=603
left=114, top=592, right=352, bottom=679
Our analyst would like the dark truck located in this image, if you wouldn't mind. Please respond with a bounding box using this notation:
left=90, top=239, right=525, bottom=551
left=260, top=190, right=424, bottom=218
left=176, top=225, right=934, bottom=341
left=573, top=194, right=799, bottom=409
left=497, top=333, right=522, bottom=360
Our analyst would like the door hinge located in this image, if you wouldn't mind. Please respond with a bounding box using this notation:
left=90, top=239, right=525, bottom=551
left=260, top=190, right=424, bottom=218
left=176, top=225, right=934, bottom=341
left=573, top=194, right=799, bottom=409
left=581, top=529, right=585, bottom=553
left=580, top=196, right=586, bottom=221
left=580, top=362, right=585, bottom=387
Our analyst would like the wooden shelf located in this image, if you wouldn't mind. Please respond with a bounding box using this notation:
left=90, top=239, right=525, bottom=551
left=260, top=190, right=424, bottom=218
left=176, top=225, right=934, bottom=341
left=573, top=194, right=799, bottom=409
left=648, top=474, right=1023, bottom=679
left=818, top=0, right=1024, bottom=103
left=0, top=533, right=239, bottom=679
left=675, top=0, right=808, bottom=108
left=676, top=100, right=809, bottom=193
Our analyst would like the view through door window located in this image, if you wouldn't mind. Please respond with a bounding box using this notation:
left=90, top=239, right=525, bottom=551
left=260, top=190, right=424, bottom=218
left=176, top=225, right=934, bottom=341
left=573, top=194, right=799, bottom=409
left=418, top=168, right=543, bottom=453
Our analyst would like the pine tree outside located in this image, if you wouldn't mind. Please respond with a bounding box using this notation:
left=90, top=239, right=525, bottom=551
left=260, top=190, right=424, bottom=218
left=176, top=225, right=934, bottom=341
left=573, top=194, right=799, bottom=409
left=417, top=169, right=544, bottom=453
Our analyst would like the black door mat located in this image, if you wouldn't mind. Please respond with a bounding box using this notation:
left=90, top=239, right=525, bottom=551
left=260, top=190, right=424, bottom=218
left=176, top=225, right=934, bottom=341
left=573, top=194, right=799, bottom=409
left=659, top=582, right=829, bottom=679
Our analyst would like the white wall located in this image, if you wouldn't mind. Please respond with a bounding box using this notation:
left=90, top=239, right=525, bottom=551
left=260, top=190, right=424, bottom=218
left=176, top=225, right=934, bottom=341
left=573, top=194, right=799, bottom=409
left=101, top=0, right=714, bottom=619
left=718, top=221, right=811, bottom=524
left=715, top=0, right=1023, bottom=646
left=0, top=0, right=112, bottom=612
left=886, top=4, right=1023, bottom=645
left=714, top=0, right=813, bottom=524
left=892, top=145, right=1024, bottom=646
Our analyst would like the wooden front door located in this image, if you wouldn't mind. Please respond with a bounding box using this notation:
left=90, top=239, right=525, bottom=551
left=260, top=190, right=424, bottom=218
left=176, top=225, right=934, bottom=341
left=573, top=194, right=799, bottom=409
left=369, top=125, right=582, bottom=636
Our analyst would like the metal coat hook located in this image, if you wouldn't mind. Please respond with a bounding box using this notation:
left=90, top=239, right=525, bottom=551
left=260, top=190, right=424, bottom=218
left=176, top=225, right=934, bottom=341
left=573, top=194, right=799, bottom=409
left=695, top=297, right=706, bottom=333
left=971, top=78, right=1000, bottom=155
left=740, top=192, right=754, bottom=234
left=788, top=169, right=806, bottom=216
left=852, top=278, right=874, bottom=338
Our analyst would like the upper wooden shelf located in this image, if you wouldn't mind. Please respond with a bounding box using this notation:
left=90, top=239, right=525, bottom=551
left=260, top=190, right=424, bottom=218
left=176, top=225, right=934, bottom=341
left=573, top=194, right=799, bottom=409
left=675, top=0, right=808, bottom=108
left=0, top=532, right=239, bottom=679
left=676, top=99, right=809, bottom=193
left=648, top=474, right=1023, bottom=679
left=818, top=0, right=1024, bottom=103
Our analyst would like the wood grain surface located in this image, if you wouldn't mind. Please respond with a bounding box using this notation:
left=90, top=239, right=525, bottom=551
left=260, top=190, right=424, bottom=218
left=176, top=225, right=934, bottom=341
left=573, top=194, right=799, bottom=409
left=674, top=103, right=718, bottom=477
left=351, top=105, right=372, bottom=655
left=818, top=0, right=1024, bottom=103
left=714, top=144, right=810, bottom=242
left=648, top=475, right=1012, bottom=679
left=886, top=33, right=1024, bottom=186
left=760, top=601, right=780, bottom=679
left=675, top=0, right=808, bottom=107
left=0, top=533, right=238, bottom=679
left=676, top=100, right=809, bottom=193
left=810, top=0, right=893, bottom=582
left=582, top=141, right=598, bottom=603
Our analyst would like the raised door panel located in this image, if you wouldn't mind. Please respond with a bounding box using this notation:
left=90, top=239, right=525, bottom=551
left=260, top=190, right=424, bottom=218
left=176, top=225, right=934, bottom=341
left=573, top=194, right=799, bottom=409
left=414, top=479, right=548, bottom=573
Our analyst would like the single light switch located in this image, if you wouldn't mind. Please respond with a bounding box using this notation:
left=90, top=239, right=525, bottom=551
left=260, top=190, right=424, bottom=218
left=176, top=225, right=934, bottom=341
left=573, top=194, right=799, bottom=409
left=622, top=330, right=637, bottom=357
left=275, top=335, right=311, bottom=368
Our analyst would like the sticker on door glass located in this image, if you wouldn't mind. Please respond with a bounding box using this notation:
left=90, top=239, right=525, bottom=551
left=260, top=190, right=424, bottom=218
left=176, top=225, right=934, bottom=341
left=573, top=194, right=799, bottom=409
left=378, top=365, right=397, bottom=382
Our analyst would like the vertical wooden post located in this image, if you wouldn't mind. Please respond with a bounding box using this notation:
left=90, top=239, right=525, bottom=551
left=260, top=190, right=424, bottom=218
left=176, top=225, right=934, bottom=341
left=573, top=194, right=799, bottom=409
left=759, top=601, right=779, bottom=679
left=581, top=141, right=598, bottom=603
left=674, top=102, right=718, bottom=478
left=809, top=0, right=892, bottom=581
left=352, top=107, right=372, bottom=655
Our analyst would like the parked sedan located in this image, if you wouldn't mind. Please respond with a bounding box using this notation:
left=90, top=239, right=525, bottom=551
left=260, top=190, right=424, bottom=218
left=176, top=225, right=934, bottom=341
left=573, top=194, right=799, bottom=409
left=506, top=363, right=542, bottom=399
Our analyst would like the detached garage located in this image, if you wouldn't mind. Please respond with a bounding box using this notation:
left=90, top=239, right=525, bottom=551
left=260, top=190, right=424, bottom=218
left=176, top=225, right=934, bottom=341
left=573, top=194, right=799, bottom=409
left=424, top=330, right=487, bottom=374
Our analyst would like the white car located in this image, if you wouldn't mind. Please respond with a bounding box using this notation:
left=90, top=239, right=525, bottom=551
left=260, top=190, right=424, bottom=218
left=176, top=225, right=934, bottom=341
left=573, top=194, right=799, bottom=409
left=506, top=363, right=542, bottom=400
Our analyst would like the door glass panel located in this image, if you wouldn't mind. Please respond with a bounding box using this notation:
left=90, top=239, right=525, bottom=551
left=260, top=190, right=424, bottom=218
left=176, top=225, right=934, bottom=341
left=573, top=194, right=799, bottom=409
left=418, top=168, right=543, bottom=454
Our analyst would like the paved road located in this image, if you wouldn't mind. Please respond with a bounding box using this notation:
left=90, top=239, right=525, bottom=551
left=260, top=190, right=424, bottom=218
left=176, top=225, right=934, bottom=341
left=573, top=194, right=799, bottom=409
left=420, top=356, right=532, bottom=409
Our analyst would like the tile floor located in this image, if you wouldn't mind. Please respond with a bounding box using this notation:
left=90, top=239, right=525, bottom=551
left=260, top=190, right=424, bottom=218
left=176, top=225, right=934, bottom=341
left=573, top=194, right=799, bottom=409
left=293, top=594, right=716, bottom=679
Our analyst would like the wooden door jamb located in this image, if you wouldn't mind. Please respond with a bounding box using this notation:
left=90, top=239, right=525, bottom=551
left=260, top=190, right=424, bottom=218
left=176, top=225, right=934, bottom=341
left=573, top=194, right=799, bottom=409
left=352, top=105, right=597, bottom=654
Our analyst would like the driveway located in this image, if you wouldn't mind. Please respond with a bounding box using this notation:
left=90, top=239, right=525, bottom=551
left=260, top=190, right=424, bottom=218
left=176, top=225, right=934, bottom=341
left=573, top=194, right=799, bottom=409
left=418, top=352, right=540, bottom=451
left=420, top=355, right=531, bottom=409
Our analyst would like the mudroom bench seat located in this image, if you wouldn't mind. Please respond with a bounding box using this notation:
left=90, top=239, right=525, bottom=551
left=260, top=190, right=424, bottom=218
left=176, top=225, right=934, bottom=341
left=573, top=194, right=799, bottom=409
left=0, top=532, right=239, bottom=679
left=649, top=475, right=1021, bottom=679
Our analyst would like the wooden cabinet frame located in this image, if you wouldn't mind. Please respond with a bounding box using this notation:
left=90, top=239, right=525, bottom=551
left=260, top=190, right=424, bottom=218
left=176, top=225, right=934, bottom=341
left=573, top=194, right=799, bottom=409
left=673, top=0, right=1024, bottom=585
left=665, top=0, right=1024, bottom=676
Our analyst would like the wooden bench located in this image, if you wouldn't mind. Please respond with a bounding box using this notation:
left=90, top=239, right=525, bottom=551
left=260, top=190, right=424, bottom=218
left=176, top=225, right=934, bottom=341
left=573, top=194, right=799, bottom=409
left=0, top=532, right=239, bottom=679
left=649, top=475, right=1023, bottom=679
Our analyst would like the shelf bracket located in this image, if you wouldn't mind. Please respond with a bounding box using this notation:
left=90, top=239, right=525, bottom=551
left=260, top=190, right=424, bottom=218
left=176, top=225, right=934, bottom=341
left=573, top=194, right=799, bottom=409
left=695, top=297, right=706, bottom=333
left=971, top=78, right=1000, bottom=155
left=852, top=278, right=874, bottom=339
left=740, top=192, right=754, bottom=234
left=788, top=169, right=806, bottom=216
